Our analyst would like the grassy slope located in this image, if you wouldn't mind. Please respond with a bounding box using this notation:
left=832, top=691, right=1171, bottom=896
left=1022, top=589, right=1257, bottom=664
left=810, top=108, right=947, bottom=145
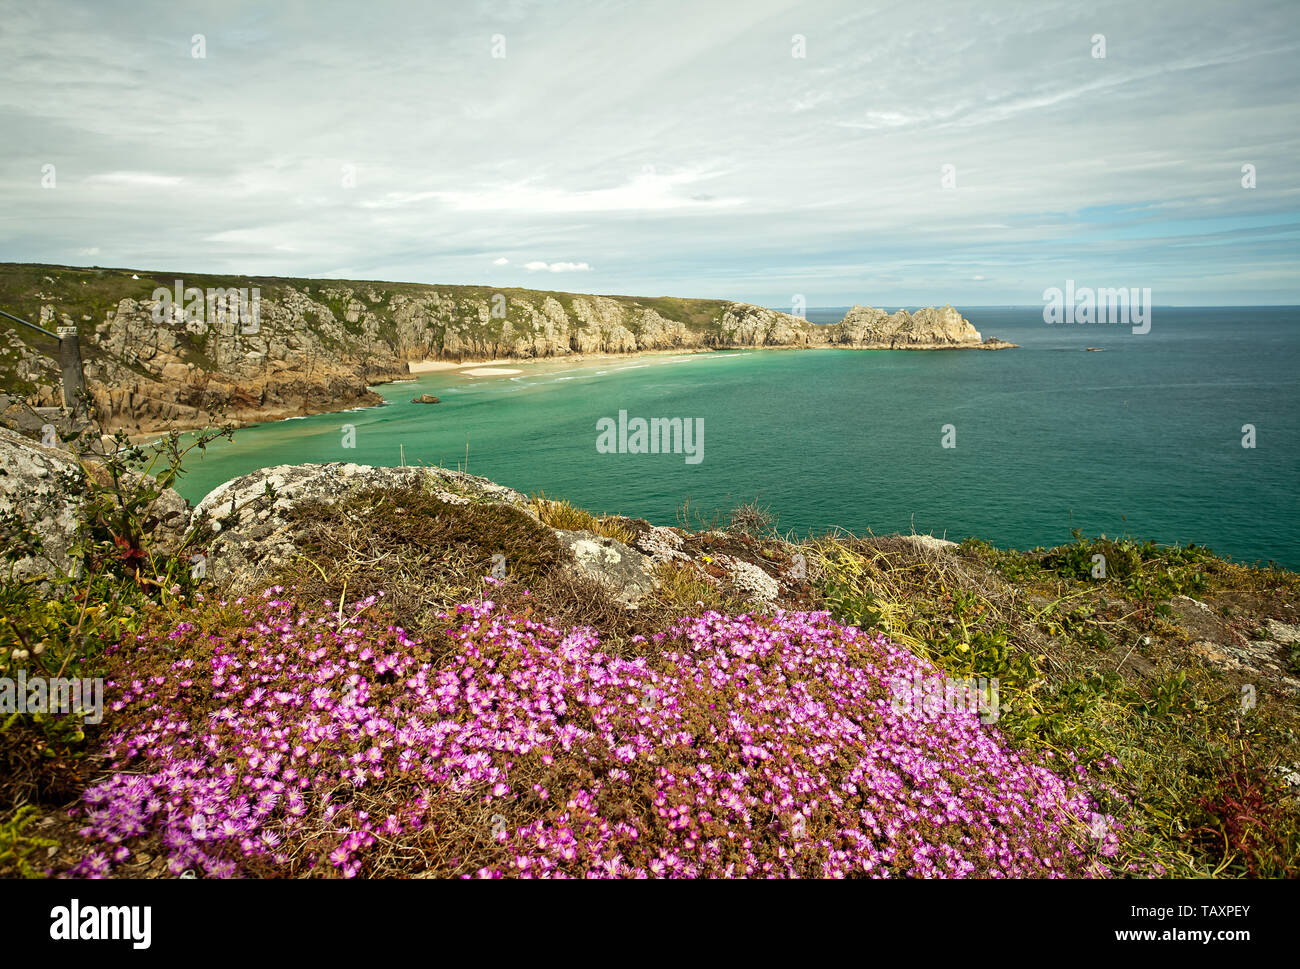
left=0, top=262, right=746, bottom=393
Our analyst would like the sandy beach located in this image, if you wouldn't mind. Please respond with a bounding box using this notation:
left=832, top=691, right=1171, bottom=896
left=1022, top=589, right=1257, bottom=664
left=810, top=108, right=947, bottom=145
left=403, top=347, right=726, bottom=381
left=407, top=358, right=526, bottom=376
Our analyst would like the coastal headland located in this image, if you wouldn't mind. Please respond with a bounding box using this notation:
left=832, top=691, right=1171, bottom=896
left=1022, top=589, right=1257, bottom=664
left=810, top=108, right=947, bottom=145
left=0, top=262, right=1015, bottom=437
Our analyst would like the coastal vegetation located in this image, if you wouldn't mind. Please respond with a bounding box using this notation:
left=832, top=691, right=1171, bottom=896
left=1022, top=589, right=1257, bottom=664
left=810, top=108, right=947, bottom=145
left=0, top=261, right=1010, bottom=438
left=1, top=421, right=1296, bottom=878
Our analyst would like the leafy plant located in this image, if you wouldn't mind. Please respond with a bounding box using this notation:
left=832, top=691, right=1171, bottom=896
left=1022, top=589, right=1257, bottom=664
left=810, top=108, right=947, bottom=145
left=0, top=420, right=237, bottom=810
left=1186, top=747, right=1300, bottom=878
left=0, top=805, right=57, bottom=878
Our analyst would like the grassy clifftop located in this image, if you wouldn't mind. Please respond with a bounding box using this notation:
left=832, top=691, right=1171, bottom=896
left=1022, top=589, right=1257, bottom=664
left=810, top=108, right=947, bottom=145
left=0, top=262, right=820, bottom=432
left=0, top=261, right=747, bottom=378
left=0, top=262, right=738, bottom=330
left=0, top=262, right=1006, bottom=437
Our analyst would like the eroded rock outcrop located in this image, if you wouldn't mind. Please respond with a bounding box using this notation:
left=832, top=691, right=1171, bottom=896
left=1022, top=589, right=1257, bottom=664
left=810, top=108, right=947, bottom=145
left=827, top=304, right=1014, bottom=349
left=190, top=462, right=664, bottom=605
left=1, top=264, right=1013, bottom=437
left=0, top=425, right=189, bottom=580
left=191, top=463, right=527, bottom=590
left=553, top=528, right=656, bottom=607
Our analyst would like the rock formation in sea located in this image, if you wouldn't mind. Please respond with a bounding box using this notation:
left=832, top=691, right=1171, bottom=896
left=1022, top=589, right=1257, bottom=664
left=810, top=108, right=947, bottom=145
left=829, top=304, right=1016, bottom=349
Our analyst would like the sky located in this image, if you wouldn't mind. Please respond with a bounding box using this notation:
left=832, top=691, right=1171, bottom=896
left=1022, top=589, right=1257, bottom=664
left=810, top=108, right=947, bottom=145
left=1, top=0, right=1297, bottom=308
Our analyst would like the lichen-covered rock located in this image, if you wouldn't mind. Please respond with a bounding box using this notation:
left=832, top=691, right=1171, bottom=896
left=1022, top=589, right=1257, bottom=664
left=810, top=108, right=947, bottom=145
left=900, top=534, right=959, bottom=555
left=717, top=554, right=780, bottom=604
left=0, top=425, right=188, bottom=580
left=632, top=524, right=691, bottom=564
left=191, top=463, right=527, bottom=590
left=1263, top=619, right=1300, bottom=644
left=553, top=528, right=656, bottom=607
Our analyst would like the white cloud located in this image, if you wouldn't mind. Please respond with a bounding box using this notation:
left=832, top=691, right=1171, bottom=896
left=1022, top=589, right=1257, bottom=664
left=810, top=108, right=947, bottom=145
left=524, top=261, right=592, bottom=273
left=368, top=170, right=741, bottom=214
left=0, top=0, right=1295, bottom=305
left=85, top=171, right=184, bottom=187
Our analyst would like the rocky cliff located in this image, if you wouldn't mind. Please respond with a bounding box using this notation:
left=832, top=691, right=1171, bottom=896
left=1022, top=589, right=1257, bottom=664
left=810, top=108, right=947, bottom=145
left=831, top=304, right=1015, bottom=349
left=0, top=263, right=1013, bottom=435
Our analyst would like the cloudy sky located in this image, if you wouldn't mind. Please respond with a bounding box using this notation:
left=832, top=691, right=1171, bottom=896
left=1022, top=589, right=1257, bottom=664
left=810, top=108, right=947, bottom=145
left=2, top=0, right=1296, bottom=307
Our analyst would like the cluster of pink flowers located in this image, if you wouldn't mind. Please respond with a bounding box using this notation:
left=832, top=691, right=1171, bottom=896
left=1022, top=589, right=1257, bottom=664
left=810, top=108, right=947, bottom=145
left=67, top=591, right=1116, bottom=878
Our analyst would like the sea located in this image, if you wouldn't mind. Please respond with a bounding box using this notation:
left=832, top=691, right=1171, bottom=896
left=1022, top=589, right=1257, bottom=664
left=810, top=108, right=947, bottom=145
left=172, top=307, right=1300, bottom=569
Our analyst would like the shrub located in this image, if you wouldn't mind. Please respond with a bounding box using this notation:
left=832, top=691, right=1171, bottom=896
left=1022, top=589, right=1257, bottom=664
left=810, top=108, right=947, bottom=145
left=726, top=500, right=776, bottom=538
left=1186, top=750, right=1300, bottom=878
left=0, top=805, right=57, bottom=878
left=1041, top=531, right=1211, bottom=601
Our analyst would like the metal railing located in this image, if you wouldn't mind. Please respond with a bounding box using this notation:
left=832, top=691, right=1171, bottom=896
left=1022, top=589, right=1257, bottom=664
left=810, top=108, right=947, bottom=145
left=0, top=307, right=59, bottom=339
left=0, top=307, right=88, bottom=418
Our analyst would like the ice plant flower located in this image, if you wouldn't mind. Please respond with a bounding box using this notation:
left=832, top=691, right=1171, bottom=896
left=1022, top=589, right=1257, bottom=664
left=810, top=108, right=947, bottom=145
left=65, top=594, right=1125, bottom=879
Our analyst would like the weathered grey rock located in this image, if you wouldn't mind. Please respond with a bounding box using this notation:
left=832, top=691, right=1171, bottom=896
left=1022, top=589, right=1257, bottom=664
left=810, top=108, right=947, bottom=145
left=718, top=304, right=815, bottom=347
left=191, top=462, right=528, bottom=591
left=553, top=528, right=656, bottom=607
left=717, top=555, right=780, bottom=603
left=1188, top=636, right=1300, bottom=691
left=828, top=305, right=1009, bottom=349
left=632, top=524, right=691, bottom=564
left=1263, top=619, right=1300, bottom=644
left=0, top=426, right=82, bottom=579
left=0, top=425, right=188, bottom=580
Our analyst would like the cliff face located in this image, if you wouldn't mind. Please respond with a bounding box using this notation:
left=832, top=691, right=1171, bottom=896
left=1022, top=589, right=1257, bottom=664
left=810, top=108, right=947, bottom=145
left=829, top=304, right=1014, bottom=349
left=0, top=263, right=1012, bottom=434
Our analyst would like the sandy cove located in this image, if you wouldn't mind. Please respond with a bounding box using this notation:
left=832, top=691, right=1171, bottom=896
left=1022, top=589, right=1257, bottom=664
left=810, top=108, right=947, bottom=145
left=403, top=347, right=732, bottom=380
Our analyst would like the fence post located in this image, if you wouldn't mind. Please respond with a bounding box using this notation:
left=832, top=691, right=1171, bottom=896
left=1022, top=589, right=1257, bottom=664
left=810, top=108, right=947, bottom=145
left=56, top=326, right=88, bottom=419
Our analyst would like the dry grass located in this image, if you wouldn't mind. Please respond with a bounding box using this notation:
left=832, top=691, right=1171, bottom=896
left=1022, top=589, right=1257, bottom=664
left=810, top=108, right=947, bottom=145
left=277, top=483, right=565, bottom=647
left=528, top=492, right=636, bottom=545
left=650, top=560, right=746, bottom=615
left=809, top=535, right=1069, bottom=669
left=272, top=484, right=686, bottom=656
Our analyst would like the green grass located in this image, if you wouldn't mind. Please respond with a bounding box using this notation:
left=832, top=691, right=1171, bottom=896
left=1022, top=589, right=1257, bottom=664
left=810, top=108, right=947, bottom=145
left=807, top=533, right=1300, bottom=877
left=0, top=261, right=811, bottom=399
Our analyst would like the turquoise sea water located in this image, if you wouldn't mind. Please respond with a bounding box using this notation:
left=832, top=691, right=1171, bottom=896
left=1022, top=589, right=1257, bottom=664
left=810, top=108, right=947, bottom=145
left=174, top=307, right=1300, bottom=568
